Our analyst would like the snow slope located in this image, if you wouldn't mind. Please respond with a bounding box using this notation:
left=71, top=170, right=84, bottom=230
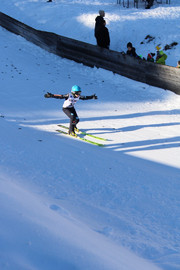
left=1, top=1, right=180, bottom=270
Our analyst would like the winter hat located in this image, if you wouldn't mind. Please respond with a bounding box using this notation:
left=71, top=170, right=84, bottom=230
left=159, top=50, right=164, bottom=56
left=127, top=42, right=132, bottom=48
left=156, top=46, right=161, bottom=51
left=99, top=10, right=105, bottom=17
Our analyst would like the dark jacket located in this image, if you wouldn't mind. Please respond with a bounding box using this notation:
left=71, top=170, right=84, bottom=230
left=126, top=47, right=138, bottom=57
left=94, top=16, right=104, bottom=38
left=96, top=25, right=110, bottom=49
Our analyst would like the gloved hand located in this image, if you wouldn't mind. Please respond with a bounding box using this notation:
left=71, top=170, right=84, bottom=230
left=92, top=94, right=98, bottom=100
left=44, top=92, right=54, bottom=98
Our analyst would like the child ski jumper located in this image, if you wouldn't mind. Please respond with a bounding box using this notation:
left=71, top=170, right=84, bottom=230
left=44, top=85, right=97, bottom=136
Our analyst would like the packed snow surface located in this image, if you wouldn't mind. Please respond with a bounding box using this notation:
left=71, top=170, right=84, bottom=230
left=0, top=1, right=180, bottom=270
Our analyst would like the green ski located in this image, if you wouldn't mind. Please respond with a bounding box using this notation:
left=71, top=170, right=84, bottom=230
left=57, top=124, right=107, bottom=141
left=56, top=129, right=104, bottom=147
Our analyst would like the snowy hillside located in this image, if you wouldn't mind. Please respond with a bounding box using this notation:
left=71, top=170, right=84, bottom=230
left=1, top=0, right=180, bottom=66
left=0, top=1, right=180, bottom=270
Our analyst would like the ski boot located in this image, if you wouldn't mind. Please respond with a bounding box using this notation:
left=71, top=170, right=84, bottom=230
left=68, top=131, right=77, bottom=137
left=74, top=127, right=80, bottom=133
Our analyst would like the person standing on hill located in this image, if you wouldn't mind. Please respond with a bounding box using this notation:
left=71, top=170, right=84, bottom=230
left=96, top=19, right=110, bottom=49
left=126, top=42, right=138, bottom=58
left=176, top=60, right=180, bottom=68
left=156, top=46, right=167, bottom=65
left=94, top=10, right=105, bottom=43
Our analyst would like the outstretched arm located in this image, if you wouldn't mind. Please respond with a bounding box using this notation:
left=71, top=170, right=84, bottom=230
left=80, top=94, right=98, bottom=100
left=44, top=92, right=68, bottom=99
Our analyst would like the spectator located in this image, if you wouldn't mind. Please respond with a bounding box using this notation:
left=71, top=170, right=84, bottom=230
left=94, top=10, right=105, bottom=41
left=156, top=46, right=167, bottom=65
left=147, top=52, right=155, bottom=62
left=126, top=42, right=138, bottom=57
left=146, top=0, right=154, bottom=9
left=96, top=20, right=110, bottom=49
left=176, top=60, right=180, bottom=68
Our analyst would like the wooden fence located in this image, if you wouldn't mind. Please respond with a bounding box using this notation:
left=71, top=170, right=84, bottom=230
left=0, top=12, right=179, bottom=94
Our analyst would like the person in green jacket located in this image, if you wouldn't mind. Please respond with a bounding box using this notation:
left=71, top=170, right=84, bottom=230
left=176, top=60, right=180, bottom=68
left=156, top=49, right=167, bottom=65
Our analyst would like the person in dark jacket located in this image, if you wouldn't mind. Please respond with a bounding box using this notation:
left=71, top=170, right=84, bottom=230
left=126, top=42, right=138, bottom=57
left=94, top=10, right=105, bottom=40
left=96, top=20, right=110, bottom=49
